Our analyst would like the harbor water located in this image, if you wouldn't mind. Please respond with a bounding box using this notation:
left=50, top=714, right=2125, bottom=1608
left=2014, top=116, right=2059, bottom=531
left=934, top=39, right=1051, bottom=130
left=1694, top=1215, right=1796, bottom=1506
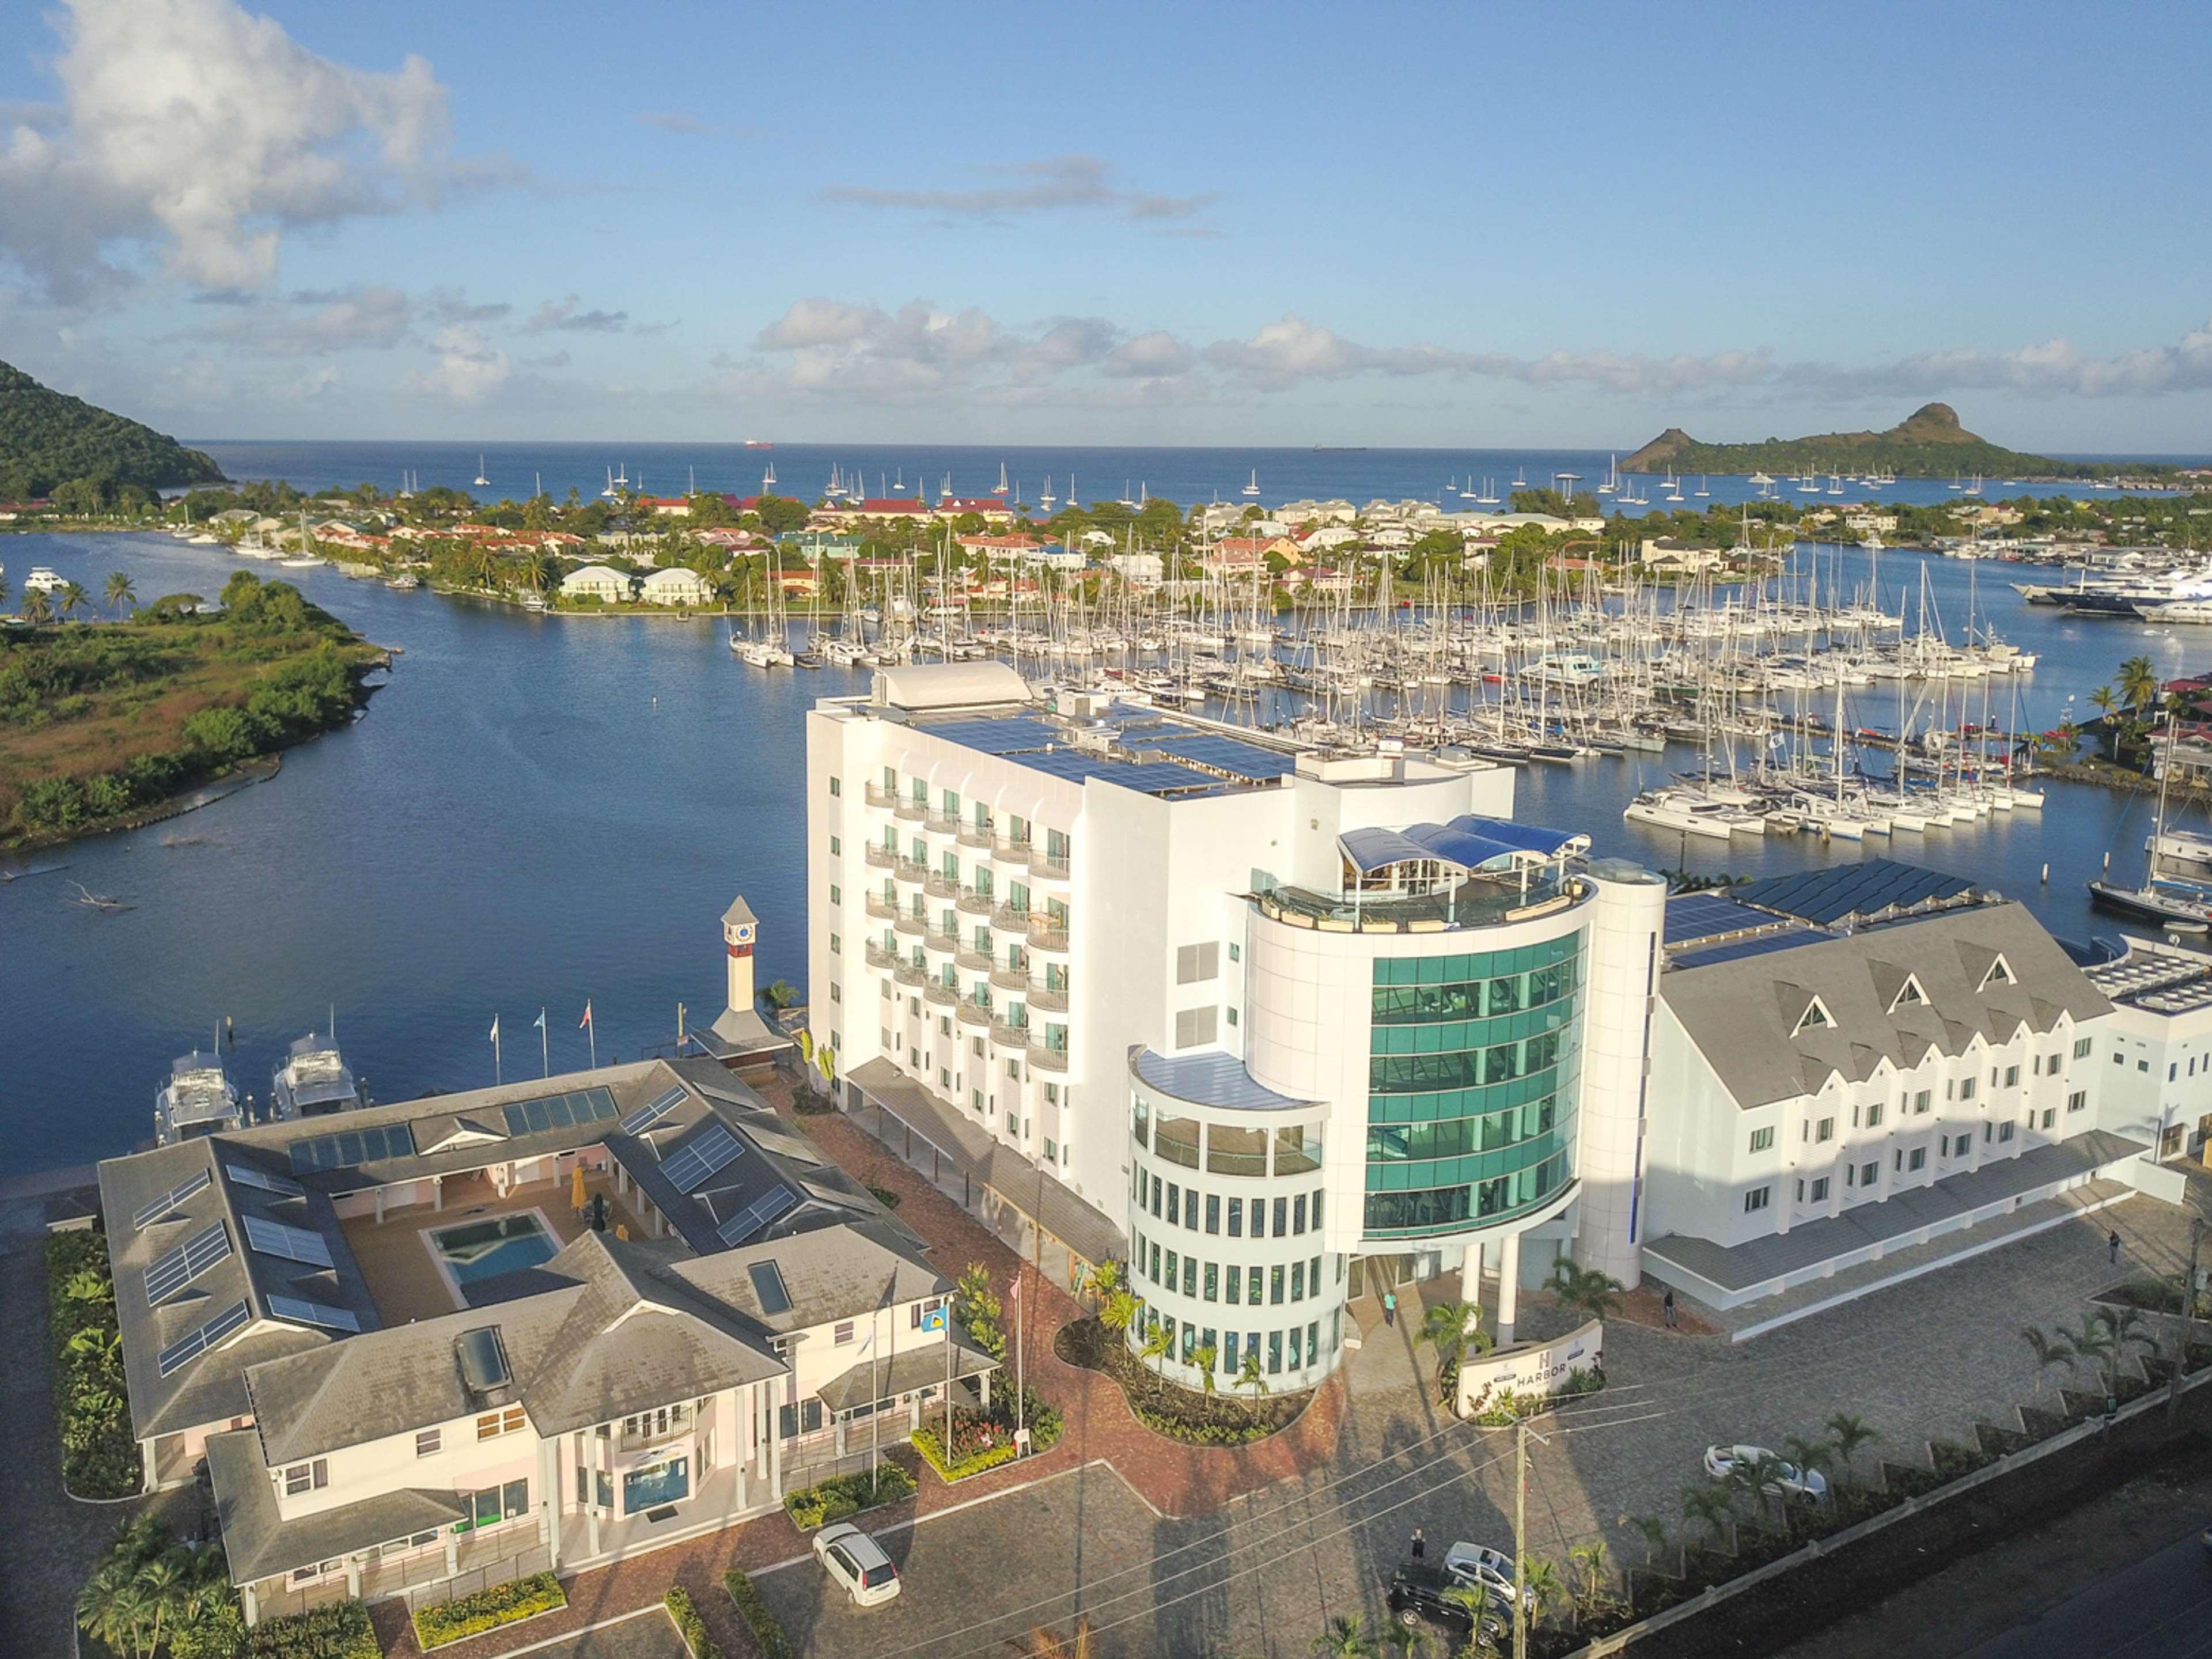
left=2, top=505, right=2203, bottom=1177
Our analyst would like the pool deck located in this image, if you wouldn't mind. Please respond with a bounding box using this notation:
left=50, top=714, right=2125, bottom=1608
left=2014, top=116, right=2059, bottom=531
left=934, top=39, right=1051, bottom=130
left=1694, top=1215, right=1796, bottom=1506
left=341, top=1171, right=654, bottom=1324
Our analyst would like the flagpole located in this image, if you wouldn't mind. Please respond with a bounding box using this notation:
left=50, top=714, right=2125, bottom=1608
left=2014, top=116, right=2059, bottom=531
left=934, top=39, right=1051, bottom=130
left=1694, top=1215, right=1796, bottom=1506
left=584, top=999, right=597, bottom=1070
left=491, top=1016, right=502, bottom=1085
left=540, top=1009, right=549, bottom=1077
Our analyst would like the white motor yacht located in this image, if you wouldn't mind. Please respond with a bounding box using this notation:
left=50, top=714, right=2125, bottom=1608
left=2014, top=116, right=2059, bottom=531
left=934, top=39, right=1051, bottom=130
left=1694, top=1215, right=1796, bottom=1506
left=156, top=1052, right=244, bottom=1146
left=269, top=1033, right=368, bottom=1121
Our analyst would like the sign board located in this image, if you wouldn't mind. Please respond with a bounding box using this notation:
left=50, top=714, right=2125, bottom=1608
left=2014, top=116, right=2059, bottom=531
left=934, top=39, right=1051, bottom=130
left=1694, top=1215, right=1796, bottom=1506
left=1455, top=1319, right=1604, bottom=1419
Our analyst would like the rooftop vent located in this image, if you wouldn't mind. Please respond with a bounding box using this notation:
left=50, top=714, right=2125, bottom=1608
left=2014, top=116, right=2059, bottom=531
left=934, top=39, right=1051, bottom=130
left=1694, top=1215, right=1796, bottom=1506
left=456, top=1326, right=512, bottom=1400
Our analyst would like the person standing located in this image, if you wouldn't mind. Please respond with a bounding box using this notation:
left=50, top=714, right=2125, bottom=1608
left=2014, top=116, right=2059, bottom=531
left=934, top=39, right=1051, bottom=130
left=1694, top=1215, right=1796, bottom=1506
left=2110, top=1229, right=2122, bottom=1265
left=1662, top=1287, right=1677, bottom=1328
left=1411, top=1526, right=1427, bottom=1561
left=1382, top=1289, right=1397, bottom=1327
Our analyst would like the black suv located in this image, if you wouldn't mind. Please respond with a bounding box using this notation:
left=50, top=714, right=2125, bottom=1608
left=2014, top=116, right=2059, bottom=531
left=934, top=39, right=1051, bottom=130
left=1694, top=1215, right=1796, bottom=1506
left=1385, top=1561, right=1501, bottom=1642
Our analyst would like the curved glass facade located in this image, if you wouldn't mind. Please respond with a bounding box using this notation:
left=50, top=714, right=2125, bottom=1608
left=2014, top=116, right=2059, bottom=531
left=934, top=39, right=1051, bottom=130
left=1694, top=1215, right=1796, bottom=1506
left=1363, top=935, right=1581, bottom=1237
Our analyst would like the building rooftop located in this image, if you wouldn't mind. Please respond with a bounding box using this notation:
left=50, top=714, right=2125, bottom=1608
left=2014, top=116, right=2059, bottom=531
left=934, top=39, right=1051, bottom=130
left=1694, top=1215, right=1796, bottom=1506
left=2084, top=941, right=2212, bottom=1015
left=1131, top=1048, right=1314, bottom=1113
left=1729, top=861, right=1981, bottom=929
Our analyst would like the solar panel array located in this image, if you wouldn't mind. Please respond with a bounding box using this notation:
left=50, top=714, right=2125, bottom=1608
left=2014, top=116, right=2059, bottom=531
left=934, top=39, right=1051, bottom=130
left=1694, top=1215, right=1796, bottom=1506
left=289, top=1122, right=416, bottom=1174
left=1732, top=861, right=1977, bottom=927
left=916, top=715, right=1062, bottom=755
left=1140, top=733, right=1296, bottom=782
left=132, top=1168, right=211, bottom=1228
left=243, top=1214, right=336, bottom=1268
left=716, top=1183, right=798, bottom=1248
left=621, top=1085, right=688, bottom=1137
left=157, top=1297, right=251, bottom=1377
left=143, top=1222, right=233, bottom=1303
left=658, top=1124, right=742, bottom=1191
left=1669, top=928, right=1829, bottom=970
left=501, top=1086, right=621, bottom=1138
left=1015, top=749, right=1219, bottom=796
left=225, top=1162, right=304, bottom=1199
left=268, top=1294, right=361, bottom=1333
left=1664, top=893, right=1789, bottom=947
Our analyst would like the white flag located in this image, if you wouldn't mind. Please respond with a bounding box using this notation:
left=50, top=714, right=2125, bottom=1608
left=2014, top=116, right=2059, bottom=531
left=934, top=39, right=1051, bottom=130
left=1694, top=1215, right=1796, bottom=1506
left=489, top=1014, right=500, bottom=1042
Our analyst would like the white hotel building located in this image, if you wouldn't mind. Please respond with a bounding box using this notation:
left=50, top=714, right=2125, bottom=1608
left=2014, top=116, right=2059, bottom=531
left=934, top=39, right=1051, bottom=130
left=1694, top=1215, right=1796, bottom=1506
left=806, top=665, right=2187, bottom=1382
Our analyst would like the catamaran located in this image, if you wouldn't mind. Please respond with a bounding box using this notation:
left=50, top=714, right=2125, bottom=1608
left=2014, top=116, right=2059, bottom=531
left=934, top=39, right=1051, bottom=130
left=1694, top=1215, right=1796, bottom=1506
left=473, top=454, right=490, bottom=487
left=1242, top=469, right=1260, bottom=498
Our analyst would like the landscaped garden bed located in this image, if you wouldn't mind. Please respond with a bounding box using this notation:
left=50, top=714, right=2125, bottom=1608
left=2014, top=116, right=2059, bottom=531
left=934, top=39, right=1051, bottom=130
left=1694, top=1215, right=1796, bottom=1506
left=47, top=1229, right=141, bottom=1499
left=1054, top=1316, right=1309, bottom=1445
left=782, top=1460, right=916, bottom=1528
left=912, top=1385, right=1064, bottom=1480
left=724, top=1567, right=791, bottom=1659
left=664, top=1585, right=723, bottom=1659
left=246, top=1599, right=378, bottom=1658
left=412, top=1571, right=566, bottom=1649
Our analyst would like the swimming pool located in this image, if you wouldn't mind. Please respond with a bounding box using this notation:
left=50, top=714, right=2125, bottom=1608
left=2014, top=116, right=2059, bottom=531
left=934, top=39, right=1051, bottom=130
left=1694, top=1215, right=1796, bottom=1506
left=431, top=1212, right=559, bottom=1285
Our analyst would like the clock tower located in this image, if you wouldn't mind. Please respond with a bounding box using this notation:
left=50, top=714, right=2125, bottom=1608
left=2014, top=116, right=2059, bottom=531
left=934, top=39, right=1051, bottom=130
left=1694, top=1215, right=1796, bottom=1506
left=721, top=895, right=759, bottom=1024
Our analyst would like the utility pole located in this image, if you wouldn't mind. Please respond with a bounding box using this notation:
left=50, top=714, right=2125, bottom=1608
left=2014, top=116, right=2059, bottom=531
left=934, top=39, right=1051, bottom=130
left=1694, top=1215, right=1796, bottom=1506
left=2171, top=1216, right=2203, bottom=1423
left=1513, top=1415, right=1552, bottom=1659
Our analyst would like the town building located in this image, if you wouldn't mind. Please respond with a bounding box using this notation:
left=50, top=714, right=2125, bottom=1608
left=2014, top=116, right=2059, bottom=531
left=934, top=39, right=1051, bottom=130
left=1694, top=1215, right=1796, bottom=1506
left=97, top=1051, right=990, bottom=1627
left=2083, top=937, right=2212, bottom=1161
left=559, top=565, right=632, bottom=603
left=639, top=567, right=717, bottom=607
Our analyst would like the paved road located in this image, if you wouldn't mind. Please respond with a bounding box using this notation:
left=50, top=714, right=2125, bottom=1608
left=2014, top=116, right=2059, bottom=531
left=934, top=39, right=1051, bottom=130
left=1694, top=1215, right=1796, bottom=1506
left=1960, top=1527, right=2212, bottom=1659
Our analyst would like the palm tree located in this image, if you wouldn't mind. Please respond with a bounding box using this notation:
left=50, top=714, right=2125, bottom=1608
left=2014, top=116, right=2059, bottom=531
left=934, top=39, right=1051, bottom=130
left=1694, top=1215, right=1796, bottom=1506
left=1376, top=1616, right=1425, bottom=1659
left=1238, top=1348, right=1269, bottom=1404
left=22, top=589, right=53, bottom=624
left=1081, top=1258, right=1124, bottom=1306
left=57, top=579, right=89, bottom=620
left=1442, top=1586, right=1502, bottom=1656
left=1310, top=1613, right=1379, bottom=1658
left=1547, top=1259, right=1625, bottom=1324
left=1624, top=1513, right=1671, bottom=1573
left=1419, top=1298, right=1484, bottom=1404
left=2022, top=1327, right=2075, bottom=1400
left=1139, top=1323, right=1173, bottom=1378
left=1566, top=1541, right=1615, bottom=1627
left=1193, top=1343, right=1219, bottom=1399
left=1680, top=1483, right=1733, bottom=1550
left=2069, top=1312, right=2118, bottom=1409
left=2121, top=654, right=2161, bottom=713
left=1823, top=1412, right=1878, bottom=1488
left=104, top=571, right=136, bottom=616
left=1099, top=1289, right=1141, bottom=1342
left=1519, top=1556, right=1566, bottom=1628
left=0, top=573, right=9, bottom=612
left=2101, top=1305, right=2158, bottom=1392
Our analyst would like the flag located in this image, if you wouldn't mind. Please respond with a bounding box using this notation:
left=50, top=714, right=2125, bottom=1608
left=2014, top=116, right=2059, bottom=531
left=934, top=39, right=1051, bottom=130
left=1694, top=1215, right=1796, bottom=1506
left=533, top=1009, right=546, bottom=1032
left=488, top=1014, right=499, bottom=1042
left=922, top=1305, right=947, bottom=1332
left=579, top=1001, right=593, bottom=1029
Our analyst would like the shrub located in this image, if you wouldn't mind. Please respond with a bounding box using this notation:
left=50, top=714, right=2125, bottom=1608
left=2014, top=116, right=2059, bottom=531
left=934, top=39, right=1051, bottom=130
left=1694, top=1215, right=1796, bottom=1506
left=46, top=1231, right=139, bottom=1498
left=664, top=1585, right=722, bottom=1659
left=782, top=1462, right=917, bottom=1528
left=911, top=1422, right=1020, bottom=1481
left=245, top=1599, right=380, bottom=1658
left=723, top=1568, right=791, bottom=1659
left=412, top=1571, right=566, bottom=1649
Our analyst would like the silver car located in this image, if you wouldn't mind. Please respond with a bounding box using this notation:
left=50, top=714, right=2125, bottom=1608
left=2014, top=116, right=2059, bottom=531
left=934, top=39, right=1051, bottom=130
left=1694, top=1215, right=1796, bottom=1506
left=813, top=1522, right=902, bottom=1607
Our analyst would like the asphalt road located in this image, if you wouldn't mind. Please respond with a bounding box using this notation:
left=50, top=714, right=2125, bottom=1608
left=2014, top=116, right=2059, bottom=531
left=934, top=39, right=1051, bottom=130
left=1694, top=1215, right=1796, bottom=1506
left=1957, top=1525, right=2212, bottom=1659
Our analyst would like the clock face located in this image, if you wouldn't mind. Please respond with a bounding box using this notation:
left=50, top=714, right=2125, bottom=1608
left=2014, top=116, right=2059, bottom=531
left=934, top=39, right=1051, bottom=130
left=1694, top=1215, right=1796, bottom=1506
left=734, top=924, right=755, bottom=943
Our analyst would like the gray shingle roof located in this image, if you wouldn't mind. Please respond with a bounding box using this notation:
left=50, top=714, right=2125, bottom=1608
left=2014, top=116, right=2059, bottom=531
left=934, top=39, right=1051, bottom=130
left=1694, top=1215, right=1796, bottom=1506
left=671, top=1218, right=946, bottom=1335
left=1658, top=902, right=2112, bottom=1110
left=207, top=1430, right=469, bottom=1584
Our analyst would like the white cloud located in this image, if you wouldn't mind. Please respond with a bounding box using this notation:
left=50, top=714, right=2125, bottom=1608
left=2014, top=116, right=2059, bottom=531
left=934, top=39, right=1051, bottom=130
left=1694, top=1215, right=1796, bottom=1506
left=1202, top=316, right=1774, bottom=394
left=408, top=325, right=510, bottom=401
left=524, top=293, right=629, bottom=334
left=0, top=0, right=460, bottom=301
left=1103, top=329, right=1197, bottom=379
left=823, top=154, right=1214, bottom=225
left=1786, top=321, right=2212, bottom=401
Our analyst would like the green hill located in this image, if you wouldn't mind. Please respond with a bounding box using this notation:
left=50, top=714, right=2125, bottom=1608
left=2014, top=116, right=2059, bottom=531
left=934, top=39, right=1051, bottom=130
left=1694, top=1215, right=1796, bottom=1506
left=1620, top=404, right=2165, bottom=480
left=0, top=361, right=225, bottom=499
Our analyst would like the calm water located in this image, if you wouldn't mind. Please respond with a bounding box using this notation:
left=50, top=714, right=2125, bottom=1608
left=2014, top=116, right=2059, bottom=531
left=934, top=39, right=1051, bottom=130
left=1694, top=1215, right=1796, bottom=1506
left=1, top=525, right=2202, bottom=1176
left=189, top=440, right=2196, bottom=517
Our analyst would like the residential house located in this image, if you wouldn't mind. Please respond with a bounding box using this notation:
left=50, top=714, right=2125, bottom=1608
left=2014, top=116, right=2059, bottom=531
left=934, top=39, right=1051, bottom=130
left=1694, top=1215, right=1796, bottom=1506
left=560, top=566, right=634, bottom=603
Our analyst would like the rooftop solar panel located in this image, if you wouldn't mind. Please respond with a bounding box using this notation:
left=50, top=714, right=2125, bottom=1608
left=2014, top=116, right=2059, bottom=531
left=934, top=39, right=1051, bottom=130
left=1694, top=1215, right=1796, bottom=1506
left=1669, top=927, right=1830, bottom=969
left=621, top=1085, right=689, bottom=1137
left=717, top=1183, right=799, bottom=1247
left=243, top=1214, right=336, bottom=1268
left=659, top=1124, right=742, bottom=1192
left=499, top=1085, right=620, bottom=1138
left=1732, top=860, right=1975, bottom=926
left=1143, top=733, right=1297, bottom=780
left=267, top=1294, right=361, bottom=1333
left=916, top=715, right=1064, bottom=754
left=132, top=1168, right=211, bottom=1228
left=1664, top=893, right=1784, bottom=946
left=225, top=1163, right=304, bottom=1199
left=143, top=1221, right=232, bottom=1304
left=289, top=1122, right=415, bottom=1174
left=156, top=1297, right=251, bottom=1377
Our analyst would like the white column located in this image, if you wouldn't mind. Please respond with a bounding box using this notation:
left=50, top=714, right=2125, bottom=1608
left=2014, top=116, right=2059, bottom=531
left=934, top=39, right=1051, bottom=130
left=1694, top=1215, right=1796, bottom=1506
left=1495, top=1230, right=1521, bottom=1346
left=1459, top=1243, right=1483, bottom=1305
left=241, top=1584, right=259, bottom=1628
left=1574, top=866, right=1666, bottom=1289
left=539, top=1437, right=560, bottom=1567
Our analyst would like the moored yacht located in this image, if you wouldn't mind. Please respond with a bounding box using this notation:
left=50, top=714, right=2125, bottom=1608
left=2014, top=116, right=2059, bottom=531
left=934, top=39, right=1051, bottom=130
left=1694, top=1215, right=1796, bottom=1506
left=269, top=1032, right=368, bottom=1121
left=155, top=1052, right=244, bottom=1146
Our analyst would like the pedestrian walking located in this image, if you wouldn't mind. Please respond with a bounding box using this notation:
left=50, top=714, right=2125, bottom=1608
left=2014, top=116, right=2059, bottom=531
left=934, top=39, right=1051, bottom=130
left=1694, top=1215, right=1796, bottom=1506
left=1411, top=1526, right=1426, bottom=1561
left=1662, top=1287, right=1677, bottom=1328
left=1382, top=1289, right=1397, bottom=1327
left=2110, top=1229, right=2122, bottom=1264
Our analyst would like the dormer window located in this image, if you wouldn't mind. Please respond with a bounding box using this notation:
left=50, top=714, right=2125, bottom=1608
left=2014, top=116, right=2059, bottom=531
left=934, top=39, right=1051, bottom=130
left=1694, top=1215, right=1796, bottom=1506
left=1979, top=956, right=2014, bottom=991
left=1793, top=997, right=1835, bottom=1035
left=1889, top=975, right=1928, bottom=1012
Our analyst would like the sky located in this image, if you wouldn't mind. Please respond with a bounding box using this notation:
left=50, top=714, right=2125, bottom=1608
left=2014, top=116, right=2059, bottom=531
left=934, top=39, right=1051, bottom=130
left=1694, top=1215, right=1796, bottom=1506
left=2, top=0, right=2210, bottom=452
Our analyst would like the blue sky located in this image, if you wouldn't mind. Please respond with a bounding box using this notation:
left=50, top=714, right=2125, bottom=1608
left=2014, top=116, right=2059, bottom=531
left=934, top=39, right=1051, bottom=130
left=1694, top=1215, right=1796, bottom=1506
left=3, top=0, right=2210, bottom=450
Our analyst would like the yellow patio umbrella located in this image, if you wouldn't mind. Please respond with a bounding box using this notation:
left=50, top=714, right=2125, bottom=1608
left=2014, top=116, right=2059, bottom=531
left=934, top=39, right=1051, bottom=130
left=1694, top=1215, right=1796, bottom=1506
left=570, top=1161, right=588, bottom=1213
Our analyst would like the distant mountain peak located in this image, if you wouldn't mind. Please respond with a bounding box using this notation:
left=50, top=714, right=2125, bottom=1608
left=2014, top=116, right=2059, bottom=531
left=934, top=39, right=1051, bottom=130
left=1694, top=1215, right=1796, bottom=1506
left=0, top=359, right=225, bottom=495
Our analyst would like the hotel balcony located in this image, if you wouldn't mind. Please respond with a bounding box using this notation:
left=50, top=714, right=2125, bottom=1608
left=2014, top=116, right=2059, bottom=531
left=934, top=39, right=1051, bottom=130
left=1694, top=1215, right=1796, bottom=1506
left=956, top=945, right=993, bottom=972
left=956, top=821, right=995, bottom=848
left=864, top=893, right=897, bottom=919
left=991, top=1020, right=1031, bottom=1050
left=988, top=965, right=1029, bottom=993
left=863, top=842, right=895, bottom=869
left=957, top=998, right=993, bottom=1028
left=894, top=797, right=926, bottom=821
left=893, top=961, right=926, bottom=987
left=864, top=941, right=898, bottom=969
left=1032, top=851, right=1073, bottom=881
left=1028, top=1037, right=1070, bottom=1072
left=864, top=782, right=897, bottom=809
left=994, top=839, right=1033, bottom=868
left=1028, top=918, right=1071, bottom=953
left=1255, top=870, right=1588, bottom=934
left=893, top=912, right=924, bottom=936
left=923, top=930, right=959, bottom=956
left=991, top=902, right=1025, bottom=933
left=924, top=872, right=961, bottom=901
left=893, top=858, right=927, bottom=885
left=924, top=810, right=959, bottom=834
left=924, top=981, right=957, bottom=1007
left=1027, top=981, right=1070, bottom=1013
left=957, top=887, right=995, bottom=916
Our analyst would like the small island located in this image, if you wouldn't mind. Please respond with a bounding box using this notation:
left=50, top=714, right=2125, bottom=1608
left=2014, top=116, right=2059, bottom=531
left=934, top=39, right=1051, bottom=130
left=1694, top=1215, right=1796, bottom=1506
left=0, top=570, right=385, bottom=848
left=1622, top=402, right=2178, bottom=484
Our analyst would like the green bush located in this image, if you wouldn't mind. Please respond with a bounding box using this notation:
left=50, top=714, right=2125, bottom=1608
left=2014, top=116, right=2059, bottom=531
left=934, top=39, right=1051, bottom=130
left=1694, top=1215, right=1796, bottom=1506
left=911, top=1422, right=1020, bottom=1481
left=245, top=1599, right=380, bottom=1658
left=782, top=1462, right=917, bottom=1528
left=723, top=1568, right=791, bottom=1659
left=412, top=1571, right=566, bottom=1649
left=46, top=1231, right=139, bottom=1498
left=664, top=1585, right=722, bottom=1659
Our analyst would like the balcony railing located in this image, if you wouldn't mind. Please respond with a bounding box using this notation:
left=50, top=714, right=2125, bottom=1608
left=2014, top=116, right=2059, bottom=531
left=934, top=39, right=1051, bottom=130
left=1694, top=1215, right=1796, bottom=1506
left=894, top=797, right=926, bottom=821
left=923, top=930, right=958, bottom=956
left=924, top=872, right=961, bottom=900
left=1028, top=1039, right=1070, bottom=1072
left=924, top=810, right=959, bottom=834
left=1028, top=919, right=1071, bottom=952
left=957, top=998, right=993, bottom=1027
left=956, top=944, right=994, bottom=971
left=994, top=839, right=1033, bottom=868
left=864, top=941, right=898, bottom=969
left=863, top=842, right=895, bottom=869
left=864, top=893, right=897, bottom=918
left=957, top=887, right=994, bottom=915
left=991, top=902, right=1025, bottom=932
left=894, top=963, right=926, bottom=987
left=1033, top=852, right=1073, bottom=880
left=989, top=965, right=1031, bottom=993
left=923, top=981, right=957, bottom=1007
left=893, top=858, right=927, bottom=884
left=893, top=912, right=924, bottom=935
left=864, top=782, right=897, bottom=808
left=956, top=822, right=995, bottom=847
left=1028, top=981, right=1070, bottom=1013
left=991, top=1020, right=1032, bottom=1050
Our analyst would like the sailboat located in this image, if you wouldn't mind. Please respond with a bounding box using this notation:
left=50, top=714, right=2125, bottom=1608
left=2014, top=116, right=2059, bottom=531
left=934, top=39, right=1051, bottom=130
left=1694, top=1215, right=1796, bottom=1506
left=600, top=467, right=618, bottom=499
left=613, top=461, right=629, bottom=489
left=994, top=462, right=1010, bottom=497
left=762, top=461, right=777, bottom=490
left=2089, top=710, right=2212, bottom=933
left=1039, top=476, right=1058, bottom=510
left=1512, top=464, right=1528, bottom=488
left=1242, top=469, right=1260, bottom=498
left=1597, top=456, right=1618, bottom=495
left=1695, top=475, right=1710, bottom=498
left=473, top=454, right=490, bottom=487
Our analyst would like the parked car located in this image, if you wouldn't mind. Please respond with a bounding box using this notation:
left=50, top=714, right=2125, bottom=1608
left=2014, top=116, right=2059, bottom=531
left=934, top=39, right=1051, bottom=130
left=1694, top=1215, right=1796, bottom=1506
left=1442, top=1540, right=1533, bottom=1611
left=1385, top=1561, right=1501, bottom=1642
left=1703, top=1444, right=1828, bottom=1501
left=813, top=1522, right=902, bottom=1606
